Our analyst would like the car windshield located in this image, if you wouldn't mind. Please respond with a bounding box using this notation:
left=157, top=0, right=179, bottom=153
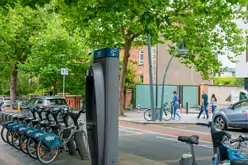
left=44, top=99, right=67, bottom=106
left=3, top=98, right=10, bottom=101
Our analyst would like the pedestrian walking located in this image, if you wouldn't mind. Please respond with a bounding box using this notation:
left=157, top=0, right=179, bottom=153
left=210, top=94, right=217, bottom=114
left=172, top=91, right=180, bottom=120
left=197, top=90, right=209, bottom=119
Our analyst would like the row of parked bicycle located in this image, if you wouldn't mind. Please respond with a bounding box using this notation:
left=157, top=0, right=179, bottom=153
left=0, top=106, right=87, bottom=164
left=178, top=122, right=248, bottom=165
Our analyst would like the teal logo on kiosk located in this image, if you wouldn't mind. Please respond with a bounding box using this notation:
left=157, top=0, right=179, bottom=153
left=94, top=48, right=120, bottom=60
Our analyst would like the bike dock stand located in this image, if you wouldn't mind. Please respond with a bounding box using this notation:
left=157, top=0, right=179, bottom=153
left=0, top=112, right=3, bottom=124
left=4, top=113, right=9, bottom=122
left=179, top=153, right=193, bottom=165
left=63, top=128, right=77, bottom=156
left=74, top=129, right=90, bottom=160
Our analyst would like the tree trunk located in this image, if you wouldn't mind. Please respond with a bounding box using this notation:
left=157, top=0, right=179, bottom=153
left=10, top=65, right=18, bottom=105
left=120, top=40, right=132, bottom=116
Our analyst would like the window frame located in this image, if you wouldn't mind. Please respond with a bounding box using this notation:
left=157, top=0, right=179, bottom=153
left=139, top=49, right=144, bottom=65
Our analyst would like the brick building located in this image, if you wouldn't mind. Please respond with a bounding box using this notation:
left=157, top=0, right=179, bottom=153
left=120, top=43, right=212, bottom=86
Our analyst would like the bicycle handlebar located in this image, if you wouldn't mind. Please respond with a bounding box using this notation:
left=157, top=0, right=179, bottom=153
left=230, top=135, right=248, bottom=144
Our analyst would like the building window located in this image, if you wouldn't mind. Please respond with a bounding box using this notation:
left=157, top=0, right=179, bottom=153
left=140, top=74, right=144, bottom=83
left=139, top=50, right=144, bottom=65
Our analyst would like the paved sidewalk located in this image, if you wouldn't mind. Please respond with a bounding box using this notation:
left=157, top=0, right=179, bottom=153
left=120, top=111, right=212, bottom=124
left=0, top=134, right=167, bottom=165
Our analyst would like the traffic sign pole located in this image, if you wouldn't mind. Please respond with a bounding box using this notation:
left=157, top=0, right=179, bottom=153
left=61, top=68, right=69, bottom=98
left=63, top=75, right=66, bottom=97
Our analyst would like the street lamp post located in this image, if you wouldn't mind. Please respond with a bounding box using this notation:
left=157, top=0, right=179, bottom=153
left=155, top=44, right=159, bottom=109
left=147, top=35, right=156, bottom=121
left=159, top=40, right=189, bottom=121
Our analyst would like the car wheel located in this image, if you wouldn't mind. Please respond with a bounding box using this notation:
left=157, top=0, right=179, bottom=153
left=214, top=116, right=227, bottom=130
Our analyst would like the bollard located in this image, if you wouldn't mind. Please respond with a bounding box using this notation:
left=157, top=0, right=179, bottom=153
left=186, top=102, right=189, bottom=114
left=179, top=153, right=193, bottom=165
left=63, top=128, right=77, bottom=156
left=74, top=130, right=90, bottom=160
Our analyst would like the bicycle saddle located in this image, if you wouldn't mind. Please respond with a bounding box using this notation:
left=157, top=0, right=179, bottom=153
left=178, top=135, right=199, bottom=145
left=230, top=160, right=248, bottom=165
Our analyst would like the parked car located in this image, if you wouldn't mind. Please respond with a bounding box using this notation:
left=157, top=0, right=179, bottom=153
left=24, top=96, right=70, bottom=111
left=0, top=97, right=11, bottom=111
left=212, top=99, right=248, bottom=130
left=12, top=98, right=30, bottom=110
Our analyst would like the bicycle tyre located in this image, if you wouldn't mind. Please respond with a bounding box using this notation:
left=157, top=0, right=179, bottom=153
left=144, top=109, right=152, bottom=121
left=20, top=135, right=28, bottom=154
left=162, top=110, right=172, bottom=121
left=12, top=131, right=21, bottom=150
left=27, top=137, right=38, bottom=159
left=1, top=127, right=8, bottom=143
left=36, top=141, right=58, bottom=164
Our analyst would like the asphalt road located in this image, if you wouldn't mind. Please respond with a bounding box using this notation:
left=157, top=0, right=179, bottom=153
left=118, top=122, right=248, bottom=165
left=119, top=128, right=212, bottom=165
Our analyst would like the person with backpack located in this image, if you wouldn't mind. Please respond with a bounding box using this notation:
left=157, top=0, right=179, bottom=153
left=172, top=91, right=180, bottom=120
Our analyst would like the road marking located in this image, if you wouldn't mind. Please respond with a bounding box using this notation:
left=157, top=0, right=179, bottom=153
left=153, top=125, right=210, bottom=135
left=156, top=136, right=213, bottom=149
left=119, top=126, right=212, bottom=144
left=119, top=128, right=143, bottom=135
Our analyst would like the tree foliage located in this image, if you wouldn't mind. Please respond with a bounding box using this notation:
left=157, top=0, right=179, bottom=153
left=0, top=1, right=91, bottom=101
left=214, top=77, right=244, bottom=86
left=63, top=0, right=248, bottom=116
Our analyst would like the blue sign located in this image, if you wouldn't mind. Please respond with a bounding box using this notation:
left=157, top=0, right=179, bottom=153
left=93, top=48, right=120, bottom=60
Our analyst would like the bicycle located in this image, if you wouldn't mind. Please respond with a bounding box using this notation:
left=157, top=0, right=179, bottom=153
left=177, top=121, right=248, bottom=165
left=144, top=102, right=172, bottom=121
left=35, top=110, right=86, bottom=164
left=25, top=107, right=67, bottom=159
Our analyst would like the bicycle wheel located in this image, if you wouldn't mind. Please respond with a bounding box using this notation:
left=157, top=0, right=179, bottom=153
left=20, top=135, right=28, bottom=154
left=144, top=109, right=152, bottom=121
left=27, top=138, right=38, bottom=159
left=12, top=131, right=21, bottom=150
left=162, top=110, right=172, bottom=121
left=1, top=127, right=8, bottom=143
left=36, top=141, right=58, bottom=164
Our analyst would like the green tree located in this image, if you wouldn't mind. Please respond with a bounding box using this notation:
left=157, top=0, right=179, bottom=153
left=63, top=0, right=247, bottom=116
left=0, top=3, right=43, bottom=103
left=20, top=15, right=91, bottom=96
